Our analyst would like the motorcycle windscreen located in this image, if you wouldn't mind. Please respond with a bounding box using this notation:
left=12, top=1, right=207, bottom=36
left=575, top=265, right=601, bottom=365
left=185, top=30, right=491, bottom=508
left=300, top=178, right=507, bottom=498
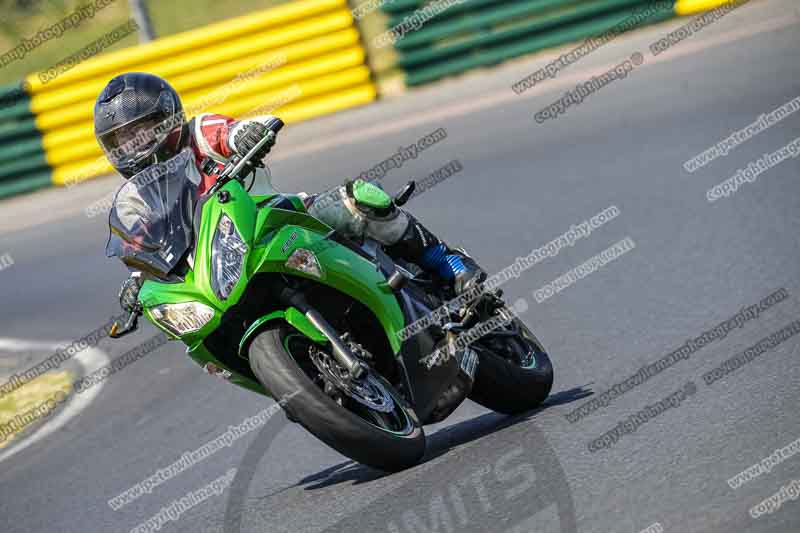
left=105, top=149, right=200, bottom=279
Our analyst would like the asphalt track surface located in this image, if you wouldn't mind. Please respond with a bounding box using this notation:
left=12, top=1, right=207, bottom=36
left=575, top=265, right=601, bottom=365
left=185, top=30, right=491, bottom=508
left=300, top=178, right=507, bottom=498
left=1, top=1, right=799, bottom=531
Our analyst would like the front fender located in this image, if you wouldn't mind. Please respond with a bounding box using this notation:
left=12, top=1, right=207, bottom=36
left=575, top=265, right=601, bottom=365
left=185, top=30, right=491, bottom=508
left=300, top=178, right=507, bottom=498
left=238, top=307, right=327, bottom=357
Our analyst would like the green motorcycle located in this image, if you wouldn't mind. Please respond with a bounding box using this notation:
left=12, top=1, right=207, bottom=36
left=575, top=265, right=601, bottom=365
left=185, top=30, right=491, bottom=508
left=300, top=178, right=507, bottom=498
left=107, top=118, right=553, bottom=472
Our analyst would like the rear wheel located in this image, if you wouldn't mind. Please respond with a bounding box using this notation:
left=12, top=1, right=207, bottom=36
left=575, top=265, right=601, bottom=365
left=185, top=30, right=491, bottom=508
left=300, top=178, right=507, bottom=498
left=468, top=316, right=553, bottom=415
left=249, top=323, right=426, bottom=472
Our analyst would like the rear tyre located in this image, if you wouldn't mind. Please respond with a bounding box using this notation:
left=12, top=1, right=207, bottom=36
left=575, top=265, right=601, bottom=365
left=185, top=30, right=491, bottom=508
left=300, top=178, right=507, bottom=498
left=468, top=318, right=553, bottom=415
left=248, top=323, right=426, bottom=472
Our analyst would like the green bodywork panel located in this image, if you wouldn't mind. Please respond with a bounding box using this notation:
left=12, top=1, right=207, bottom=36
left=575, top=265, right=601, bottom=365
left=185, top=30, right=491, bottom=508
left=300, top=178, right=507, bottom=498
left=137, top=181, right=407, bottom=398
left=351, top=179, right=391, bottom=209
left=186, top=340, right=267, bottom=396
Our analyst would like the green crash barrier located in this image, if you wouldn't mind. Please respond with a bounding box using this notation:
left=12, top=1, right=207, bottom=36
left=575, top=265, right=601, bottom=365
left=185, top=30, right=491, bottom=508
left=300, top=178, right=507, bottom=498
left=385, top=0, right=507, bottom=22
left=381, top=0, right=429, bottom=13
left=0, top=100, right=34, bottom=122
left=0, top=83, right=32, bottom=122
left=0, top=117, right=39, bottom=142
left=0, top=170, right=52, bottom=198
left=410, top=4, right=674, bottom=84
left=399, top=0, right=674, bottom=68
left=0, top=81, right=47, bottom=199
left=379, top=0, right=677, bottom=86
left=0, top=82, right=28, bottom=103
left=0, top=137, right=44, bottom=165
left=0, top=82, right=31, bottom=119
left=393, top=0, right=656, bottom=50
left=0, top=152, right=49, bottom=180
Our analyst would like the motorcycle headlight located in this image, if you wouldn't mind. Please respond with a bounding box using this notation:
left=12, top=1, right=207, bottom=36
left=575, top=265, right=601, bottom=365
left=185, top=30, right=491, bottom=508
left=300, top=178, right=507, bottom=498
left=211, top=214, right=247, bottom=300
left=285, top=248, right=322, bottom=278
left=150, top=302, right=215, bottom=336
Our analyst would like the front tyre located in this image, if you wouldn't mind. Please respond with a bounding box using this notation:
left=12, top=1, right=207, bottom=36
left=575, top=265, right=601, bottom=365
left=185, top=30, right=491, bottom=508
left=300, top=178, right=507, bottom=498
left=468, top=318, right=553, bottom=415
left=248, top=323, right=425, bottom=472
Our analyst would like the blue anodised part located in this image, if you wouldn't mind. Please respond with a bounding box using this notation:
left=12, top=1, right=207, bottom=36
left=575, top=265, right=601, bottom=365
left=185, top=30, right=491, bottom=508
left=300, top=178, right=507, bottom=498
left=420, top=243, right=447, bottom=271
left=443, top=254, right=467, bottom=279
left=420, top=244, right=466, bottom=280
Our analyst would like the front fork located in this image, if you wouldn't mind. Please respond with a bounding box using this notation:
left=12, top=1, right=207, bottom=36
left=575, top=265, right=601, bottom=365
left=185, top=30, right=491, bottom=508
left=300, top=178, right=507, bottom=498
left=279, top=287, right=367, bottom=380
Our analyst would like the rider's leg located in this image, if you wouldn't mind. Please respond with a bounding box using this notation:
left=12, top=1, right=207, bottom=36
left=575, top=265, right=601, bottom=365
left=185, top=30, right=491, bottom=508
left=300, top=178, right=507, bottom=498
left=307, top=180, right=484, bottom=294
left=382, top=212, right=485, bottom=295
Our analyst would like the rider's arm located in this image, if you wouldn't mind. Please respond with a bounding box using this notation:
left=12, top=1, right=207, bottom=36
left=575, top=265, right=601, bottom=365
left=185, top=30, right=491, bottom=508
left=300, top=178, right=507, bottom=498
left=119, top=271, right=143, bottom=313
left=194, top=113, right=278, bottom=162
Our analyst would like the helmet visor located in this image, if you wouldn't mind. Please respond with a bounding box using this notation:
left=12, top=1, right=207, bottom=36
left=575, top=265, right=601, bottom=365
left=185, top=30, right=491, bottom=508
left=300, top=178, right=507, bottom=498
left=99, top=112, right=178, bottom=166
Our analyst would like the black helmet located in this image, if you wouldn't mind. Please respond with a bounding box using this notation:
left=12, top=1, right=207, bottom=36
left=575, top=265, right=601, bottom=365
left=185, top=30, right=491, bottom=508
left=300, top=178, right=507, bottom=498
left=94, top=72, right=186, bottom=178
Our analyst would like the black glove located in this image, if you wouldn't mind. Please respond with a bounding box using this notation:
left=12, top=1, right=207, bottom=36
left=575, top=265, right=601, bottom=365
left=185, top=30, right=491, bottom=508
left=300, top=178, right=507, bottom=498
left=119, top=275, right=143, bottom=313
left=232, top=122, right=275, bottom=161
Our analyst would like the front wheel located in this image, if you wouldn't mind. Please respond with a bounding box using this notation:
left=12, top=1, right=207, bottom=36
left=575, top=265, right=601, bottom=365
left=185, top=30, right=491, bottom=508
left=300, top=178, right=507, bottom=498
left=248, top=323, right=426, bottom=472
left=468, top=317, right=554, bottom=415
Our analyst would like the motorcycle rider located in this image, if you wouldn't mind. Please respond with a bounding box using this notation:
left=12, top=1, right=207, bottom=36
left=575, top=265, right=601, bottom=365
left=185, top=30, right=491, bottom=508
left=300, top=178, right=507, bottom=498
left=93, top=72, right=484, bottom=312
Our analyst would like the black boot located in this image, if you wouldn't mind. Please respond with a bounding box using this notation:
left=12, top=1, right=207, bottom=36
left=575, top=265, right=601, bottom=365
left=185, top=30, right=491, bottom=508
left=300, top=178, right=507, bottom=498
left=449, top=248, right=486, bottom=296
left=385, top=215, right=485, bottom=295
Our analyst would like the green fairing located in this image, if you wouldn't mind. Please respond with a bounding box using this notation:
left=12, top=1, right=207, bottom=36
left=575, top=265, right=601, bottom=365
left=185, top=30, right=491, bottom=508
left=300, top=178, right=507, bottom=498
left=186, top=340, right=269, bottom=396
left=137, top=181, right=406, bottom=397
